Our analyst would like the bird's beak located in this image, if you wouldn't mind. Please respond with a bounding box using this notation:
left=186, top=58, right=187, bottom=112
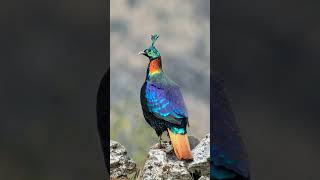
left=138, top=51, right=146, bottom=55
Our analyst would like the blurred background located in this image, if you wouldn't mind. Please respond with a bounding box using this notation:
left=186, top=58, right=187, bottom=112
left=110, top=0, right=210, bottom=167
left=214, top=0, right=320, bottom=179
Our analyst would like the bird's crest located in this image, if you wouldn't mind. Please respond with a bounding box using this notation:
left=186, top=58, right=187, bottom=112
left=151, top=34, right=159, bottom=47
left=139, top=33, right=161, bottom=60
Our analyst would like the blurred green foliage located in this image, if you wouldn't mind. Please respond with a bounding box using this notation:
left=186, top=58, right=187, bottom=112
left=111, top=103, right=157, bottom=168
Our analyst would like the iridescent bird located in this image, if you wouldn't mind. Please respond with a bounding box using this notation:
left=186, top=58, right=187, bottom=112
left=139, top=34, right=192, bottom=160
left=212, top=72, right=250, bottom=179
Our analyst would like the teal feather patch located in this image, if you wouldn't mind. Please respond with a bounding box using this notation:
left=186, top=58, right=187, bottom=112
left=211, top=166, right=236, bottom=179
left=171, top=127, right=185, bottom=134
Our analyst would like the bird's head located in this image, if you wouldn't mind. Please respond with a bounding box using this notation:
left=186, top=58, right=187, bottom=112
left=139, top=34, right=161, bottom=60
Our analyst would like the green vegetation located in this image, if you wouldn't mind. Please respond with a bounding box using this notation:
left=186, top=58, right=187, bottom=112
left=111, top=103, right=157, bottom=168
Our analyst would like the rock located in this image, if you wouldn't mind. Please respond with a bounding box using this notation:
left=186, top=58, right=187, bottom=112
left=198, top=176, right=210, bottom=180
left=188, top=133, right=210, bottom=177
left=188, top=135, right=200, bottom=150
left=140, top=141, right=193, bottom=180
left=110, top=140, right=136, bottom=179
left=140, top=134, right=210, bottom=180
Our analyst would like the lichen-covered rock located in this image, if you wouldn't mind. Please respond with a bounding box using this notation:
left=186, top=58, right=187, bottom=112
left=110, top=140, right=136, bottom=178
left=140, top=134, right=210, bottom=180
left=140, top=142, right=193, bottom=180
left=188, top=135, right=200, bottom=150
left=188, top=133, right=210, bottom=177
left=198, top=176, right=210, bottom=180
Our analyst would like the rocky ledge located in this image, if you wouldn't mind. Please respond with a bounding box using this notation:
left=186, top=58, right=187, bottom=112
left=110, top=134, right=210, bottom=180
left=110, top=140, right=137, bottom=179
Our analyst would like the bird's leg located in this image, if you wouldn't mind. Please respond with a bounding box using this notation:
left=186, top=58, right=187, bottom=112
left=159, top=135, right=162, bottom=148
left=167, top=132, right=171, bottom=145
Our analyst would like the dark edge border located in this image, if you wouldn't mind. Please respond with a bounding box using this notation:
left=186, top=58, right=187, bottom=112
left=210, top=0, right=215, bottom=141
left=210, top=1, right=251, bottom=179
left=210, top=0, right=215, bottom=177
left=96, top=0, right=110, bottom=177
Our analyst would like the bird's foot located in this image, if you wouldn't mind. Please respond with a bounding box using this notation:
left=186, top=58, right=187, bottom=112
left=158, top=141, right=165, bottom=149
left=151, top=142, right=164, bottom=149
left=159, top=144, right=163, bottom=149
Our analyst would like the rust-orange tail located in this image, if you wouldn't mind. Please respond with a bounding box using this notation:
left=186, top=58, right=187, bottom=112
left=168, top=128, right=193, bottom=160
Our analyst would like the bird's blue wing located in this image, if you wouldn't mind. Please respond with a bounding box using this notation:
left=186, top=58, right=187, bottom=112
left=145, top=81, right=188, bottom=125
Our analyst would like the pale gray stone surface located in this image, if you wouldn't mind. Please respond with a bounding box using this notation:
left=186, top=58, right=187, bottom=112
left=110, top=135, right=210, bottom=179
left=198, top=176, right=210, bottom=180
left=110, top=140, right=136, bottom=178
left=188, top=133, right=210, bottom=177
left=188, top=135, right=200, bottom=150
left=140, top=134, right=210, bottom=180
left=140, top=141, right=193, bottom=180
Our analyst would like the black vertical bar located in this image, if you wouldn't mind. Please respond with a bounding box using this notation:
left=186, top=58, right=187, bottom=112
left=97, top=0, right=110, bottom=177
